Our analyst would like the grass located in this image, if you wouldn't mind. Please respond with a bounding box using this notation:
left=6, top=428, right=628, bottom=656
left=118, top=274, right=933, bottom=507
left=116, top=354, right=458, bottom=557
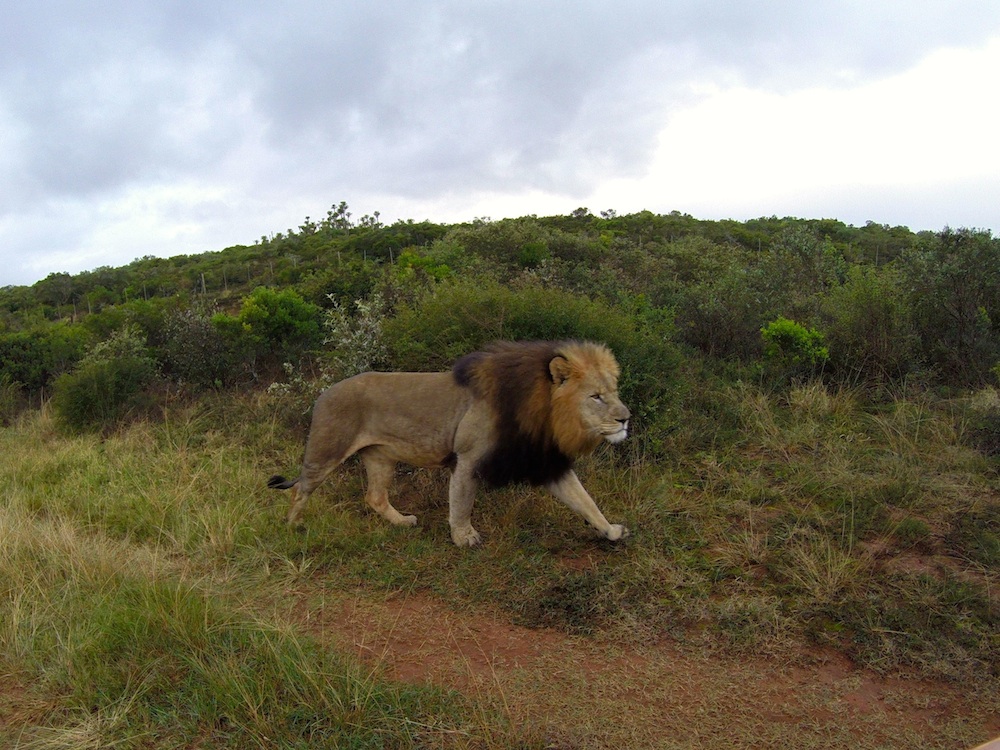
left=0, top=408, right=528, bottom=749
left=0, top=513, right=522, bottom=749
left=0, top=382, right=998, bottom=747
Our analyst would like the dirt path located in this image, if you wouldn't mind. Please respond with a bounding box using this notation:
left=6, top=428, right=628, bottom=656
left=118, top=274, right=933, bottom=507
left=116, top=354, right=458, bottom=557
left=291, top=587, right=999, bottom=750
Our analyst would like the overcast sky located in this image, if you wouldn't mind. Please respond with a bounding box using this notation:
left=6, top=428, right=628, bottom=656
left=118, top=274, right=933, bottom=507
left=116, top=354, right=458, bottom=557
left=3, top=1, right=1000, bottom=287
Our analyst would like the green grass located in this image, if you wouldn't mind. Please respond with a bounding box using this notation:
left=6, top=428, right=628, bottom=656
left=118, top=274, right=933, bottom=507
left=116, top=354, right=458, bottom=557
left=0, top=409, right=529, bottom=749
left=1, top=382, right=998, bottom=747
left=0, top=513, right=523, bottom=749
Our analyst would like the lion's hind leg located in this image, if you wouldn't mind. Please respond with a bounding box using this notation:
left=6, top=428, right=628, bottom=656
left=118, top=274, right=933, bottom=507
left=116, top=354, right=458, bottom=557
left=284, top=483, right=310, bottom=526
left=282, top=420, right=365, bottom=525
left=360, top=449, right=418, bottom=527
left=265, top=475, right=313, bottom=526
left=280, top=461, right=345, bottom=527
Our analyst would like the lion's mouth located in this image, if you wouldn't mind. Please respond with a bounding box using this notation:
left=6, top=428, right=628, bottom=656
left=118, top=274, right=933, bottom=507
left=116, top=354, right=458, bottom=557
left=603, top=424, right=629, bottom=444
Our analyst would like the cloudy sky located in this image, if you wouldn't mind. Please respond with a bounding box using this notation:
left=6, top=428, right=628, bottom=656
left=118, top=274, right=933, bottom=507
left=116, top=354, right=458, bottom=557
left=3, top=1, right=1000, bottom=287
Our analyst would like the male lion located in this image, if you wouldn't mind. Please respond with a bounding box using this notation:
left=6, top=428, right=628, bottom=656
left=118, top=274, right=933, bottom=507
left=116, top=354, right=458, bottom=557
left=268, top=340, right=631, bottom=546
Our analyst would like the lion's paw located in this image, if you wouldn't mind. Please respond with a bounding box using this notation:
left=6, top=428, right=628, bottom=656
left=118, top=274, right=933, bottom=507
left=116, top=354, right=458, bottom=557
left=400, top=514, right=418, bottom=527
left=451, top=526, right=482, bottom=547
left=605, top=524, right=630, bottom=542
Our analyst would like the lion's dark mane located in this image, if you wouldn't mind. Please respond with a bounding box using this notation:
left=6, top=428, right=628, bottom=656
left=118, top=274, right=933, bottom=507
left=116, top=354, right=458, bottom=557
left=452, top=341, right=573, bottom=487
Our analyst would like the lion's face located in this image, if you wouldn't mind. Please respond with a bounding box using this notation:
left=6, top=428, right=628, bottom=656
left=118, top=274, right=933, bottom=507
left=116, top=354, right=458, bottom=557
left=547, top=343, right=630, bottom=456
left=575, top=370, right=631, bottom=445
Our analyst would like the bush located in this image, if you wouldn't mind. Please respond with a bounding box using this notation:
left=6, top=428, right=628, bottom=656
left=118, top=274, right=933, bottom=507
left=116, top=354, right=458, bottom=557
left=821, top=264, right=918, bottom=386
left=51, top=326, right=158, bottom=432
left=902, top=228, right=1000, bottom=385
left=0, top=324, right=90, bottom=396
left=761, top=317, right=828, bottom=383
left=160, top=308, right=235, bottom=389
left=321, top=291, right=390, bottom=379
left=212, top=287, right=322, bottom=377
left=677, top=264, right=778, bottom=360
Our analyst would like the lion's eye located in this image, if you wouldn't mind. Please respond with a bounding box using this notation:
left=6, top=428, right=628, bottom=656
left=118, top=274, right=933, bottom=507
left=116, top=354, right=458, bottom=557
left=591, top=394, right=603, bottom=403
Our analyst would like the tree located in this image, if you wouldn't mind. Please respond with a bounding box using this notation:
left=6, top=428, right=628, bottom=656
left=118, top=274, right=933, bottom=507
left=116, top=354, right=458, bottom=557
left=35, top=272, right=75, bottom=310
left=902, top=228, right=1000, bottom=385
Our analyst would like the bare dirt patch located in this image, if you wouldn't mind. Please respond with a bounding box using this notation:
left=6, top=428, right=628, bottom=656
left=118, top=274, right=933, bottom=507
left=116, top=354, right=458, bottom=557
left=285, top=585, right=999, bottom=750
left=0, top=673, right=59, bottom=737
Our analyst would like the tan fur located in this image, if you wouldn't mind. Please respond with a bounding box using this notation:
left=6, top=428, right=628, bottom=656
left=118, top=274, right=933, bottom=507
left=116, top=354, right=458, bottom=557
left=270, top=340, right=631, bottom=546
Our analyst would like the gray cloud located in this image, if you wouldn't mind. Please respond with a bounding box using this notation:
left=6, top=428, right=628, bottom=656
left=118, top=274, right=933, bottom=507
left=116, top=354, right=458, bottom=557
left=2, top=1, right=999, bottom=284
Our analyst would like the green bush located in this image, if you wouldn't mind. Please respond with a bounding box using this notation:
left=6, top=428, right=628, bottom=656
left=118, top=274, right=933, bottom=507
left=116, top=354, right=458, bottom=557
left=160, top=308, right=235, bottom=388
left=678, top=264, right=778, bottom=360
left=51, top=326, right=158, bottom=432
left=212, top=287, right=322, bottom=376
left=0, top=323, right=90, bottom=396
left=821, top=264, right=918, bottom=386
left=902, top=228, right=1000, bottom=385
left=761, top=317, right=828, bottom=382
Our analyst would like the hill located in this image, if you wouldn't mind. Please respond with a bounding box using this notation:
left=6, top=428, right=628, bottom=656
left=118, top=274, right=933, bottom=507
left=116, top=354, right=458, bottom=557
left=0, top=205, right=998, bottom=747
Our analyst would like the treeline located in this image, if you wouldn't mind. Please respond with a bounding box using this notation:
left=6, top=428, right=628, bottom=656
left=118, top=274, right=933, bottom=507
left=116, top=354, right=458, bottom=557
left=1, top=203, right=998, bottom=437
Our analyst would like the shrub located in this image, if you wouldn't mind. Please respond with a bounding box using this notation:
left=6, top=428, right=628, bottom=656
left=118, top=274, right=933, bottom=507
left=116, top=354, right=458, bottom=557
left=677, top=264, right=778, bottom=360
left=761, top=317, right=828, bottom=382
left=902, top=228, right=1000, bottom=385
left=0, top=324, right=90, bottom=396
left=321, top=291, right=390, bottom=379
left=820, top=264, right=918, bottom=386
left=212, top=287, right=322, bottom=376
left=50, top=326, right=158, bottom=432
left=160, top=308, right=235, bottom=389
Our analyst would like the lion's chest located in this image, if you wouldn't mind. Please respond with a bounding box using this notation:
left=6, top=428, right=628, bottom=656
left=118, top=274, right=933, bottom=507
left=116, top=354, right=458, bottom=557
left=474, top=434, right=572, bottom=487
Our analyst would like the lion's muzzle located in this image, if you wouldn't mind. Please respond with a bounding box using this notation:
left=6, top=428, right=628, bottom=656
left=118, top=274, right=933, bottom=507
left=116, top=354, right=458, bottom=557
left=603, top=420, right=629, bottom=444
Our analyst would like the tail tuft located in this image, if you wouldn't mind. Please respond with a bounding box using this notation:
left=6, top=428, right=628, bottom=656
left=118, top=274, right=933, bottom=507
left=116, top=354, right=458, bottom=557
left=267, top=475, right=297, bottom=490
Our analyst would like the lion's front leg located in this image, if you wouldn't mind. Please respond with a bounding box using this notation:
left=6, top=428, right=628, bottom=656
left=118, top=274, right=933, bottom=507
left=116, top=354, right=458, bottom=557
left=448, top=461, right=482, bottom=547
left=547, top=470, right=629, bottom=541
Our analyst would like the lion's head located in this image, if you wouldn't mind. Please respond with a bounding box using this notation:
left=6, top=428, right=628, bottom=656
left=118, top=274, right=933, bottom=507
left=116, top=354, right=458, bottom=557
left=547, top=341, right=630, bottom=454
left=453, top=340, right=630, bottom=487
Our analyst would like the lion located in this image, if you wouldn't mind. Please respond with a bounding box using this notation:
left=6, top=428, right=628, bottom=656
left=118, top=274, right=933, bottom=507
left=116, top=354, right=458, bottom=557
left=268, top=340, right=631, bottom=546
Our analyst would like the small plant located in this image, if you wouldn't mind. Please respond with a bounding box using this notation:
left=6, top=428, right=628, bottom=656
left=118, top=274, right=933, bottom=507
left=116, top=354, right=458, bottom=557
left=894, top=516, right=931, bottom=547
left=321, top=290, right=389, bottom=378
left=50, top=326, right=158, bottom=432
left=761, top=317, right=829, bottom=382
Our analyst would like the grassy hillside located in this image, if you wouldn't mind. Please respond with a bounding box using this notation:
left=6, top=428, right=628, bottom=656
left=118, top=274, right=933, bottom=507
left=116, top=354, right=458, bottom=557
left=0, top=206, right=998, bottom=746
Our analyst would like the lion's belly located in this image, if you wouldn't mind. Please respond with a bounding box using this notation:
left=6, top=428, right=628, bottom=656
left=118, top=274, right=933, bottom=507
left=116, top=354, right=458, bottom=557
left=360, top=441, right=457, bottom=469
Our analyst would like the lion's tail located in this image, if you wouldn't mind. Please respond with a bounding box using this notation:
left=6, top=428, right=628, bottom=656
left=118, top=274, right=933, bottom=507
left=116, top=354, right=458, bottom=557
left=267, top=475, right=298, bottom=491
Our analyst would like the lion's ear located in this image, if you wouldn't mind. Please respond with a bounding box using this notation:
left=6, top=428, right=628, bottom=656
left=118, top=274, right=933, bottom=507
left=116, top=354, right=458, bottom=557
left=549, top=355, right=573, bottom=385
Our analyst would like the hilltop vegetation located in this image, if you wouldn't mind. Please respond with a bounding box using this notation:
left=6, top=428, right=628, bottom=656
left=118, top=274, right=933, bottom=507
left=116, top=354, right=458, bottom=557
left=1, top=205, right=999, bottom=747
left=2, top=205, right=999, bottom=409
